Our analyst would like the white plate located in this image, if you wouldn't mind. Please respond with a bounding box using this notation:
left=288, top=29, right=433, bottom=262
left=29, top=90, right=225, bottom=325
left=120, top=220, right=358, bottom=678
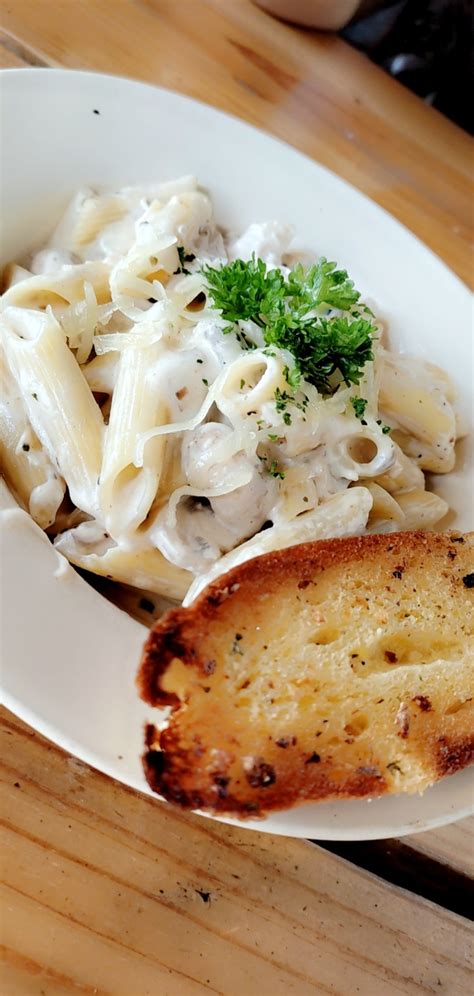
left=1, top=68, right=473, bottom=840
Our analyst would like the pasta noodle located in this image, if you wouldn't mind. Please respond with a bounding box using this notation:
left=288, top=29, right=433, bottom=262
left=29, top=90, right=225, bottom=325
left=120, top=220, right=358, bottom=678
left=1, top=306, right=103, bottom=516
left=372, top=441, right=425, bottom=494
left=0, top=345, right=65, bottom=528
left=54, top=520, right=191, bottom=601
left=378, top=351, right=457, bottom=472
left=99, top=339, right=168, bottom=537
left=395, top=489, right=449, bottom=529
left=362, top=481, right=406, bottom=534
left=0, top=175, right=461, bottom=603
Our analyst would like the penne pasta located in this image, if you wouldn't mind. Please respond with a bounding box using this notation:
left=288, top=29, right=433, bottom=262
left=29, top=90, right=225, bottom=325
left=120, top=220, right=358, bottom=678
left=395, top=488, right=449, bottom=530
left=372, top=441, right=425, bottom=494
left=99, top=340, right=168, bottom=537
left=389, top=428, right=456, bottom=474
left=2, top=307, right=104, bottom=516
left=0, top=346, right=65, bottom=528
left=379, top=351, right=456, bottom=472
left=0, top=261, right=111, bottom=312
left=54, top=522, right=191, bottom=601
left=362, top=481, right=406, bottom=534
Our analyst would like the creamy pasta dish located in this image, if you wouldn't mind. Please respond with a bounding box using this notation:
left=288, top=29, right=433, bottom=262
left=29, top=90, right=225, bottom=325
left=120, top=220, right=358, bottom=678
left=0, top=176, right=460, bottom=606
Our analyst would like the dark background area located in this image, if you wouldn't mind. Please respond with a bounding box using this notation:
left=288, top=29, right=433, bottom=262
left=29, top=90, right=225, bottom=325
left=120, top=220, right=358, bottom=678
left=343, top=0, right=474, bottom=133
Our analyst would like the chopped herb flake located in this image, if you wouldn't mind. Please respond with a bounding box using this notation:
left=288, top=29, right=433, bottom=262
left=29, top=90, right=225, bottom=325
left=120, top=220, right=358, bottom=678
left=351, top=397, right=368, bottom=419
left=175, top=245, right=196, bottom=275
left=274, top=387, right=292, bottom=413
left=268, top=460, right=285, bottom=480
left=283, top=364, right=301, bottom=389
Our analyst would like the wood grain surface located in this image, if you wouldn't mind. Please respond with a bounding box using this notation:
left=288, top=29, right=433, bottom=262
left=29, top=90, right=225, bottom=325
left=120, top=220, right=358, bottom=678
left=1, top=709, right=473, bottom=996
left=1, top=2, right=473, bottom=993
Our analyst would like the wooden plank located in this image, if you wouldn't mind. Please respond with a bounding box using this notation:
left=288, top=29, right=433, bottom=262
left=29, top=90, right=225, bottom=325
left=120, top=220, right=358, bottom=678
left=1, top=0, right=472, bottom=284
left=0, top=36, right=28, bottom=68
left=404, top=818, right=474, bottom=879
left=0, top=946, right=93, bottom=996
left=0, top=28, right=49, bottom=68
left=1, top=708, right=472, bottom=996
left=318, top=838, right=473, bottom=917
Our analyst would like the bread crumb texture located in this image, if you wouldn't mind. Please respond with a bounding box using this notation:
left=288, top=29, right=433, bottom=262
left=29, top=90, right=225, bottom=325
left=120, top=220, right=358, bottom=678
left=138, top=532, right=474, bottom=816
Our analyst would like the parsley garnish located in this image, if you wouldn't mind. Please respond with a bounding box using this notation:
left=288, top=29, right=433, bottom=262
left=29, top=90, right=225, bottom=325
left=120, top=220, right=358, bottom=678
left=283, top=364, right=301, bottom=390
left=287, top=258, right=360, bottom=312
left=175, top=246, right=196, bottom=275
left=351, top=397, right=368, bottom=420
left=202, top=256, right=375, bottom=394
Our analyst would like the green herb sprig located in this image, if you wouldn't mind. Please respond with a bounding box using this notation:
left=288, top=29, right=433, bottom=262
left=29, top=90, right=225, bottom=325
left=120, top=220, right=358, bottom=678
left=202, top=256, right=375, bottom=395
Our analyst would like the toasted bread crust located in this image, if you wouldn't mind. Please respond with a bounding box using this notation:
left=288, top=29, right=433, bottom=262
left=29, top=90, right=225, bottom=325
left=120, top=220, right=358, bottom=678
left=142, top=719, right=390, bottom=816
left=435, top=736, right=474, bottom=778
left=137, top=531, right=474, bottom=816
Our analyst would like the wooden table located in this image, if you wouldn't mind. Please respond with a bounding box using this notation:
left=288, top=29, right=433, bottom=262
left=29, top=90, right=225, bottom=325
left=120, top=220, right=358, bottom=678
left=1, top=3, right=473, bottom=993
